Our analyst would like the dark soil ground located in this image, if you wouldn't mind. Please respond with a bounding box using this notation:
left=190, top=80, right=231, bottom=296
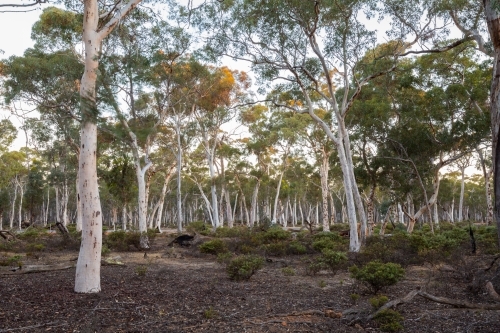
left=1, top=232, right=500, bottom=333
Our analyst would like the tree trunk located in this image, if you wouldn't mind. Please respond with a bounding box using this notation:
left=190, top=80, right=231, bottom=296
left=319, top=148, right=330, bottom=231
left=75, top=0, right=104, bottom=293
left=250, top=180, right=260, bottom=226
left=483, top=0, right=500, bottom=246
left=458, top=165, right=466, bottom=222
left=10, top=179, right=17, bottom=228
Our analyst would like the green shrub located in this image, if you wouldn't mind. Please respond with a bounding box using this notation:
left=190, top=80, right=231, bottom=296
left=186, top=221, right=211, bottom=235
left=226, top=255, right=264, bottom=281
left=0, top=255, right=23, bottom=267
left=282, top=267, right=296, bottom=276
left=305, top=259, right=325, bottom=276
left=101, top=244, right=111, bottom=256
left=370, top=295, right=389, bottom=309
left=216, top=252, right=233, bottom=264
left=287, top=241, right=307, bottom=255
left=311, top=232, right=343, bottom=252
left=26, top=243, right=45, bottom=252
left=264, top=242, right=287, bottom=256
left=18, top=228, right=42, bottom=240
left=262, top=226, right=290, bottom=242
left=373, top=309, right=404, bottom=332
left=135, top=265, right=148, bottom=276
left=105, top=230, right=154, bottom=251
left=320, top=250, right=347, bottom=273
left=350, top=260, right=405, bottom=293
left=215, top=226, right=250, bottom=238
left=203, top=306, right=217, bottom=319
left=199, top=239, right=228, bottom=255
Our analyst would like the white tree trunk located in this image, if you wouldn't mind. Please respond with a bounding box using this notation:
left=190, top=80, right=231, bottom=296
left=458, top=165, right=466, bottom=222
left=175, top=119, right=184, bottom=233
left=319, top=149, right=330, bottom=231
left=10, top=181, right=17, bottom=229
left=250, top=180, right=260, bottom=226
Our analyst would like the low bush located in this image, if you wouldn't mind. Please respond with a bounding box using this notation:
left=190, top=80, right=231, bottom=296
left=320, top=250, right=347, bottom=273
left=105, top=230, right=154, bottom=251
left=373, top=309, right=404, bottom=332
left=282, top=267, right=296, bottom=276
left=370, top=295, right=389, bottom=309
left=226, top=255, right=264, bottom=281
left=287, top=241, right=307, bottom=255
left=199, top=239, right=228, bottom=255
left=186, top=221, right=211, bottom=235
left=262, top=226, right=290, bottom=243
left=304, top=258, right=325, bottom=276
left=350, top=260, right=405, bottom=294
left=26, top=243, right=45, bottom=252
left=264, top=242, right=287, bottom=256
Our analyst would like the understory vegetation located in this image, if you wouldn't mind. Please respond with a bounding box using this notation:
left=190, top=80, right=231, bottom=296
left=1, top=220, right=499, bottom=332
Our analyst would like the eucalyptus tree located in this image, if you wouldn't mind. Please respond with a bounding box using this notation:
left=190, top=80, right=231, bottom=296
left=62, top=0, right=145, bottom=293
left=368, top=44, right=490, bottom=232
left=1, top=8, right=85, bottom=231
left=195, top=0, right=474, bottom=250
left=191, top=66, right=248, bottom=228
left=98, top=12, right=192, bottom=247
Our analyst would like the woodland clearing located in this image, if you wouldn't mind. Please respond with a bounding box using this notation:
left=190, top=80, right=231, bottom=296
left=0, top=226, right=500, bottom=332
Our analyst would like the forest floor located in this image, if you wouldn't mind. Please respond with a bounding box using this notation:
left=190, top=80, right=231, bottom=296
left=1, top=231, right=500, bottom=333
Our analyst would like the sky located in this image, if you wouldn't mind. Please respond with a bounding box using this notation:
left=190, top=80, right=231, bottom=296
left=0, top=6, right=52, bottom=149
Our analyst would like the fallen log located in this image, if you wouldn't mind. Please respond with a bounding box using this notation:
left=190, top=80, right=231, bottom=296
left=0, top=263, right=75, bottom=275
left=0, top=230, right=15, bottom=241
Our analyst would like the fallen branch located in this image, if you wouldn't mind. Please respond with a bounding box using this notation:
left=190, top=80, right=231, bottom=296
left=0, top=230, right=15, bottom=241
left=485, top=282, right=500, bottom=302
left=0, top=263, right=75, bottom=275
left=0, top=321, right=67, bottom=332
left=368, top=289, right=420, bottom=320
left=418, top=290, right=500, bottom=310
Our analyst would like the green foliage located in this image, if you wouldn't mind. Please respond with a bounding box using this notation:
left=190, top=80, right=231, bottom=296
left=135, top=265, right=148, bottom=276
left=350, top=293, right=360, bottom=304
left=101, top=244, right=111, bottom=256
left=320, top=250, right=347, bottom=273
left=350, top=261, right=405, bottom=294
left=199, top=239, right=228, bottom=255
left=262, top=226, right=290, bottom=242
left=373, top=309, right=404, bottom=332
left=226, top=255, right=264, bottom=281
left=281, top=267, right=295, bottom=276
left=0, top=255, right=23, bottom=267
left=18, top=227, right=44, bottom=240
left=475, top=226, right=499, bottom=255
left=186, top=221, right=211, bottom=235
left=264, top=242, right=287, bottom=256
left=287, top=241, right=307, bottom=255
left=105, top=230, right=148, bottom=251
left=216, top=252, right=233, bottom=264
left=318, top=280, right=327, bottom=288
left=26, top=243, right=45, bottom=252
left=305, top=259, right=325, bottom=276
left=203, top=306, right=217, bottom=319
left=214, top=226, right=250, bottom=238
left=370, top=295, right=389, bottom=309
left=311, top=231, right=343, bottom=252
